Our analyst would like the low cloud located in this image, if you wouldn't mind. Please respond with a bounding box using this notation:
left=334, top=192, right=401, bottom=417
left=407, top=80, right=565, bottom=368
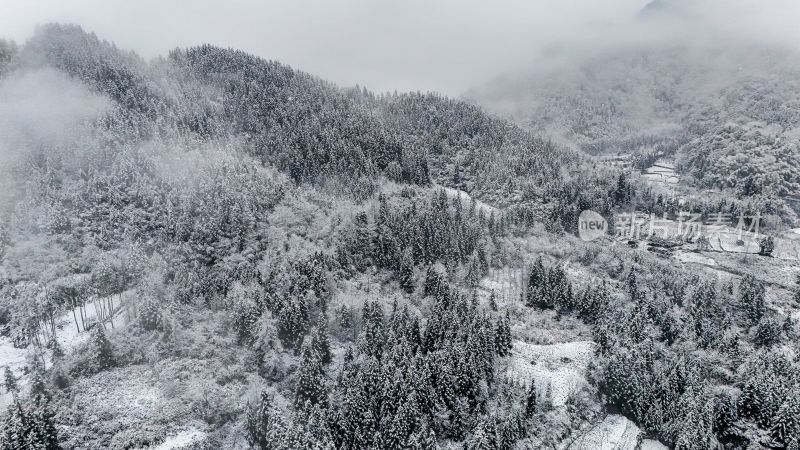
left=0, top=1, right=798, bottom=96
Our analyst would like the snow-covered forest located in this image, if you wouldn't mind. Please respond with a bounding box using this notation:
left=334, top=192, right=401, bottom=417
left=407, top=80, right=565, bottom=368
left=1, top=3, right=800, bottom=449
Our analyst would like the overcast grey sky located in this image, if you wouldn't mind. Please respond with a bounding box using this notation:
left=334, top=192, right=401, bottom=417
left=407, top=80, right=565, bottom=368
left=2, top=0, right=799, bottom=96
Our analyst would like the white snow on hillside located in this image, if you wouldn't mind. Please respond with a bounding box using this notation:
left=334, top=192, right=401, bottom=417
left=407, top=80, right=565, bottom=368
left=569, top=414, right=641, bottom=450
left=0, top=300, right=129, bottom=410
left=149, top=427, right=206, bottom=450
left=438, top=185, right=500, bottom=215
left=0, top=336, right=28, bottom=410
left=506, top=340, right=594, bottom=406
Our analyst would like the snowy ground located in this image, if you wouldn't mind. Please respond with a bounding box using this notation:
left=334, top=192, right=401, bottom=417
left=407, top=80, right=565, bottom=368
left=641, top=439, right=670, bottom=450
left=675, top=251, right=717, bottom=266
left=642, top=161, right=679, bottom=186
left=506, top=339, right=594, bottom=406
left=567, top=413, right=669, bottom=450
left=0, top=336, right=27, bottom=409
left=507, top=339, right=670, bottom=449
left=569, top=415, right=641, bottom=450
left=0, top=298, right=129, bottom=410
left=149, top=427, right=207, bottom=450
left=479, top=266, right=525, bottom=307
left=438, top=185, right=501, bottom=215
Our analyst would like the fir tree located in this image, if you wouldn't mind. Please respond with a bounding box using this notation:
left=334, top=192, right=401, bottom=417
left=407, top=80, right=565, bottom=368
left=542, top=382, right=554, bottom=412
left=91, top=324, right=115, bottom=372
left=0, top=376, right=59, bottom=449
left=300, top=401, right=335, bottom=448
left=407, top=424, right=437, bottom=450
left=494, top=312, right=513, bottom=356
left=359, top=301, right=386, bottom=359
left=399, top=246, right=415, bottom=293
left=740, top=275, right=765, bottom=326
left=277, top=295, right=310, bottom=351
left=713, top=392, right=738, bottom=441
left=466, top=419, right=496, bottom=450
left=294, top=343, right=328, bottom=408
left=754, top=318, right=782, bottom=348
left=29, top=393, right=59, bottom=450
left=311, top=317, right=332, bottom=365
left=424, top=265, right=448, bottom=301
left=246, top=391, right=284, bottom=450
left=525, top=381, right=537, bottom=419
left=336, top=304, right=354, bottom=333
left=770, top=392, right=800, bottom=446
left=452, top=162, right=461, bottom=189
left=3, top=367, right=17, bottom=395
left=373, top=194, right=395, bottom=268
left=0, top=400, right=30, bottom=449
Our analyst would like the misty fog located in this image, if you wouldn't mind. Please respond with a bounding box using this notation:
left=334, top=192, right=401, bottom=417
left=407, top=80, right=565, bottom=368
left=3, top=0, right=800, bottom=95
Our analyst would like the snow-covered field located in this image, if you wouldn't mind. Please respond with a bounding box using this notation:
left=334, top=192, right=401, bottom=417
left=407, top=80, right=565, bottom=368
left=642, top=161, right=679, bottom=186
left=506, top=339, right=594, bottom=406
left=675, top=251, right=717, bottom=266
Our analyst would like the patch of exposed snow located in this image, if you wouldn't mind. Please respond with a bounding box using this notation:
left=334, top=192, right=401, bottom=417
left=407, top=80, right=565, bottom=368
left=438, top=185, right=500, bottom=215
left=569, top=415, right=641, bottom=450
left=149, top=428, right=206, bottom=450
left=0, top=337, right=29, bottom=410
left=641, top=439, right=669, bottom=450
left=479, top=267, right=525, bottom=307
left=0, top=299, right=131, bottom=410
left=675, top=251, right=717, bottom=266
left=506, top=340, right=594, bottom=406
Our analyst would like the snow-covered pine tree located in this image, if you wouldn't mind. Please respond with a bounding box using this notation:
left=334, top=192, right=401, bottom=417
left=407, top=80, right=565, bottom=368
left=399, top=246, right=415, bottom=292
left=406, top=424, right=437, bottom=450
left=30, top=392, right=59, bottom=450
left=247, top=391, right=282, bottom=449
left=294, top=342, right=328, bottom=408
left=466, top=418, right=497, bottom=450
left=740, top=274, right=765, bottom=326
left=0, top=400, right=30, bottom=449
left=712, top=391, right=738, bottom=441
left=91, top=323, right=115, bottom=371
left=770, top=391, right=800, bottom=446
left=3, top=366, right=17, bottom=395
left=359, top=301, right=386, bottom=359
left=277, top=294, right=310, bottom=351
left=311, top=316, right=332, bottom=365
left=525, top=380, right=537, bottom=418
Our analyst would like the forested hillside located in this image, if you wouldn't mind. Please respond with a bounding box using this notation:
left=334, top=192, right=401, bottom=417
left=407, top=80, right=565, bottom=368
left=466, top=45, right=800, bottom=205
left=1, top=24, right=799, bottom=450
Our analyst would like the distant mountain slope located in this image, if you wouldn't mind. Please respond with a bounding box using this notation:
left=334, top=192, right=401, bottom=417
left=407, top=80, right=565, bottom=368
left=466, top=43, right=800, bottom=201
left=0, top=24, right=639, bottom=239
